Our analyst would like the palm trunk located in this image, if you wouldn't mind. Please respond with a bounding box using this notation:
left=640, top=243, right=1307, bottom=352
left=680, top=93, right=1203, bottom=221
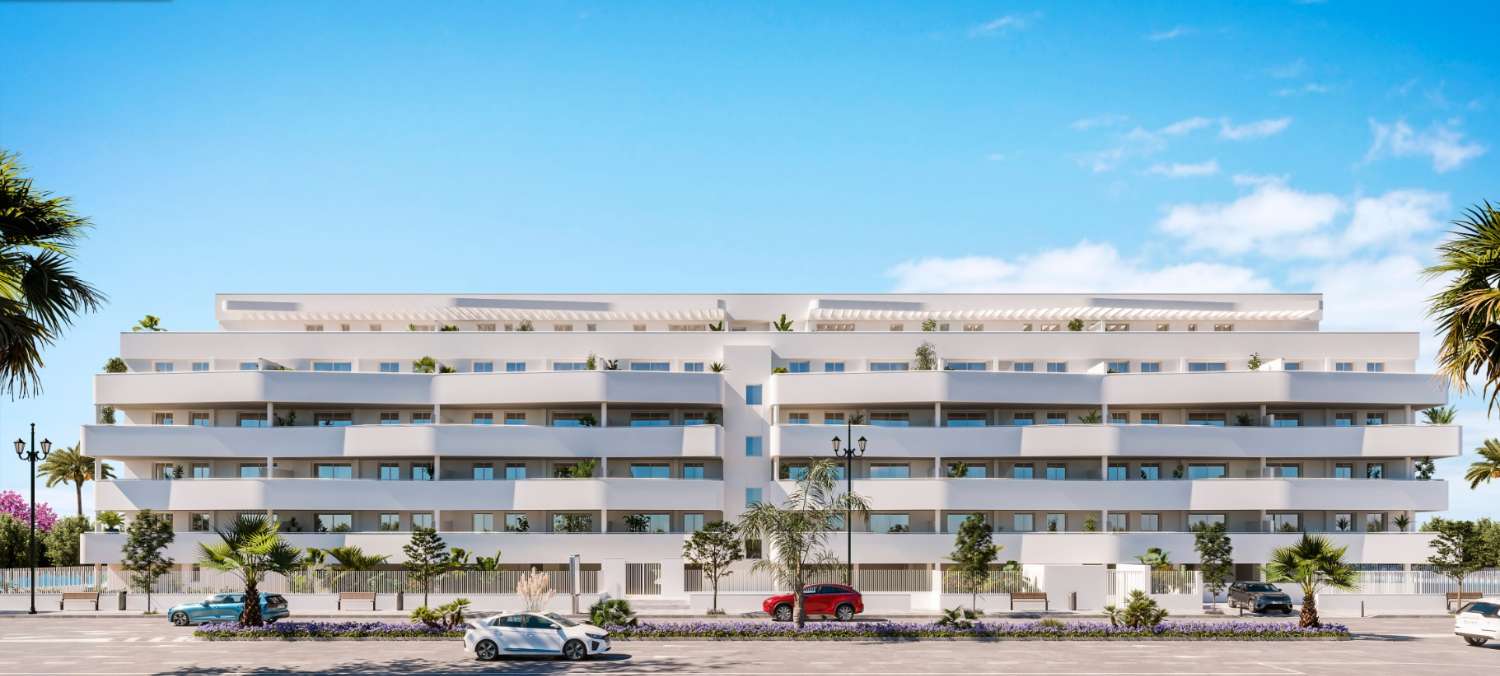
left=794, top=589, right=806, bottom=628
left=242, top=577, right=263, bottom=626
left=1299, top=589, right=1319, bottom=628
left=75, top=483, right=84, bottom=518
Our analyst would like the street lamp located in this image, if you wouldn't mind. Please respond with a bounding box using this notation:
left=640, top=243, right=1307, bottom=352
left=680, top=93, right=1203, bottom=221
left=831, top=421, right=866, bottom=584
left=14, top=423, right=52, bottom=615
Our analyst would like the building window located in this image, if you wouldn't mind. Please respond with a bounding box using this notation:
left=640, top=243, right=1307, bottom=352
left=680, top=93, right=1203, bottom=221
left=1187, top=413, right=1225, bottom=427
left=236, top=412, right=266, bottom=428
left=684, top=463, right=706, bottom=480
left=1040, top=323, right=1060, bottom=332
left=1334, top=464, right=1353, bottom=479
left=1046, top=411, right=1067, bottom=425
left=1009, top=362, right=1033, bottom=372
left=368, top=324, right=382, bottom=332
left=1188, top=362, right=1227, bottom=372
left=1107, top=361, right=1130, bottom=374
left=190, top=412, right=211, bottom=427
left=1213, top=324, right=1234, bottom=332
left=1366, top=463, right=1385, bottom=479
left=1365, top=513, right=1386, bottom=532
left=948, top=462, right=987, bottom=478
left=869, top=362, right=909, bottom=372
left=683, top=513, right=706, bottom=533
left=1043, top=513, right=1065, bottom=532
left=153, top=464, right=181, bottom=480
left=504, top=463, right=527, bottom=480
left=473, top=361, right=494, bottom=373
left=379, top=411, right=401, bottom=425
left=871, top=514, right=911, bottom=533
left=477, top=323, right=496, bottom=332
left=315, top=514, right=352, bottom=532
left=586, top=324, right=598, bottom=332
left=745, top=436, right=763, bottom=457
left=411, top=411, right=433, bottom=425
left=1045, top=464, right=1067, bottom=481
left=312, top=362, right=352, bottom=372
left=1104, top=323, right=1130, bottom=332
left=823, top=412, right=845, bottom=425
left=870, top=412, right=910, bottom=427
left=190, top=513, right=213, bottom=532
left=1335, top=361, right=1354, bottom=372
left=473, top=513, right=495, bottom=533
left=630, top=463, right=671, bottom=479
left=1366, top=412, right=1386, bottom=426
left=191, top=362, right=209, bottom=372
left=630, top=361, right=670, bottom=372
left=379, top=514, right=401, bottom=531
left=889, top=323, right=904, bottom=332
left=379, top=464, right=400, bottom=481
left=1284, top=362, right=1302, bottom=371
left=1109, top=412, right=1129, bottom=425
left=823, top=362, right=846, bottom=372
left=1106, top=513, right=1127, bottom=532
left=305, top=324, right=324, bottom=332
left=1140, top=513, right=1160, bottom=531
left=1187, top=513, right=1224, bottom=529
left=1155, top=323, right=1170, bottom=332
left=1045, top=362, right=1067, bottom=373
left=1186, top=323, right=1198, bottom=332
left=1366, top=362, right=1385, bottom=372
left=412, top=463, right=434, bottom=481
left=315, top=464, right=353, bottom=480
left=553, top=324, right=573, bottom=332
left=745, top=487, right=763, bottom=506
left=153, top=412, right=174, bottom=426
left=947, top=514, right=986, bottom=532
left=504, top=412, right=527, bottom=425
left=1106, top=465, right=1128, bottom=481
left=1138, top=464, right=1160, bottom=480
left=946, top=411, right=987, bottom=428
left=787, top=412, right=810, bottom=425
left=1012, top=513, right=1035, bottom=532
left=472, top=463, right=494, bottom=481
left=683, top=362, right=705, bottom=372
left=314, top=412, right=352, bottom=427
left=504, top=361, right=526, bottom=372
left=1334, top=412, right=1355, bottom=427
left=379, top=361, right=400, bottom=373
left=1012, top=412, right=1035, bottom=427
left=1269, top=513, right=1301, bottom=532
left=411, top=513, right=434, bottom=529
left=554, top=361, right=588, bottom=371
left=869, top=464, right=910, bottom=479
left=624, top=411, right=666, bottom=427
left=191, top=463, right=211, bottom=479
left=683, top=411, right=709, bottom=426
left=239, top=362, right=259, bottom=371
left=745, top=385, right=763, bottom=405
left=963, top=323, right=984, bottom=332
left=787, top=361, right=811, bottom=373
left=1333, top=513, right=1353, bottom=532
left=1139, top=412, right=1161, bottom=425
left=1272, top=413, right=1301, bottom=428
left=1140, top=362, right=1162, bottom=373
left=238, top=464, right=266, bottom=478
left=1021, top=323, right=1034, bottom=332
left=153, top=362, right=174, bottom=372
left=504, top=513, right=527, bottom=532
left=469, top=412, right=497, bottom=425
left=1011, top=464, right=1034, bottom=480
left=815, top=323, right=854, bottom=332
left=1187, top=464, right=1226, bottom=480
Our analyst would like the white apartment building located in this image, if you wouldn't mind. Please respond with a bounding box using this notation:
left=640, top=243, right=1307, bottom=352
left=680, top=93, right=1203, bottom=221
left=80, top=293, right=1458, bottom=596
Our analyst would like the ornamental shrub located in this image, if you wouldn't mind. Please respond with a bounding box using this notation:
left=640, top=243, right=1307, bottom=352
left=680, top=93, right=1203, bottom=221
left=1104, top=590, right=1168, bottom=628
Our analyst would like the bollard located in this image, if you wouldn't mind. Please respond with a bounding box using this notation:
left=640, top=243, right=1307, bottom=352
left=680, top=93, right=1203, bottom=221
left=117, top=590, right=127, bottom=611
left=396, top=591, right=404, bottom=612
left=1069, top=591, right=1077, bottom=611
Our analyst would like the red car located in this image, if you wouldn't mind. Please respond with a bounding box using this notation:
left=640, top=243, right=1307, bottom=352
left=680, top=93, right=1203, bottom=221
left=763, top=584, right=863, bottom=622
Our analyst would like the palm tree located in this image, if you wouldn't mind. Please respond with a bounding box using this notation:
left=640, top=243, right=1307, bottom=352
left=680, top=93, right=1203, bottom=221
left=1464, top=438, right=1500, bottom=489
left=0, top=151, right=106, bottom=397
left=131, top=314, right=163, bottom=332
left=324, top=545, right=389, bottom=571
left=1134, top=547, right=1173, bottom=571
left=1425, top=202, right=1500, bottom=413
left=198, top=517, right=303, bottom=626
left=1422, top=406, right=1457, bottom=425
left=739, top=459, right=869, bottom=628
left=38, top=443, right=114, bottom=516
left=1264, top=534, right=1358, bottom=628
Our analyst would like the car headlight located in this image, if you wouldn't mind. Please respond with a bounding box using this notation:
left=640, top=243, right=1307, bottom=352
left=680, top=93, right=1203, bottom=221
left=586, top=633, right=608, bottom=641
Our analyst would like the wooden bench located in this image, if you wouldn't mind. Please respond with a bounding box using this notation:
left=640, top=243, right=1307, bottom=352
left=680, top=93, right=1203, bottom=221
left=337, top=591, right=377, bottom=611
left=1447, top=591, right=1483, bottom=612
left=1010, top=592, right=1048, bottom=611
left=60, top=591, right=101, bottom=611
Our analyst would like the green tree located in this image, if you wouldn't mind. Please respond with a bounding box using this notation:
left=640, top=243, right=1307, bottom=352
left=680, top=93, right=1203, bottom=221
left=121, top=509, right=174, bottom=614
left=948, top=513, right=1000, bottom=612
left=914, top=341, right=937, bottom=370
left=0, top=151, right=106, bottom=397
left=103, top=357, right=126, bottom=373
left=739, top=459, right=869, bottom=627
left=1465, top=439, right=1500, bottom=489
left=1422, top=406, right=1457, bottom=425
left=0, top=513, right=45, bottom=569
left=402, top=527, right=450, bottom=608
left=682, top=521, right=742, bottom=614
left=1192, top=522, right=1234, bottom=602
left=1426, top=202, right=1500, bottom=412
left=1264, top=534, right=1358, bottom=628
left=1427, top=519, right=1500, bottom=600
left=1135, top=547, right=1173, bottom=571
left=44, top=515, right=90, bottom=566
left=131, top=315, right=163, bottom=332
left=38, top=443, right=114, bottom=517
left=198, top=517, right=302, bottom=626
left=921, top=318, right=937, bottom=332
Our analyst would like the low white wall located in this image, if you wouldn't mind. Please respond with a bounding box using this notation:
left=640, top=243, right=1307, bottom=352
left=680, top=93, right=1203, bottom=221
left=938, top=593, right=1018, bottom=613
left=1317, top=593, right=1450, bottom=618
left=1149, top=593, right=1202, bottom=614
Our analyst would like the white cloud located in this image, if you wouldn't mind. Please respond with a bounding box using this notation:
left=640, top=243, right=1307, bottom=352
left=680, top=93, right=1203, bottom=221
left=1157, top=181, right=1343, bottom=255
left=1160, top=116, right=1212, bottom=136
left=1146, top=26, right=1193, bottom=41
left=1267, top=59, right=1306, bottom=79
left=1364, top=119, right=1487, bottom=173
left=1218, top=117, right=1292, bottom=140
left=1076, top=117, right=1211, bottom=173
left=885, top=242, right=1273, bottom=293
left=1070, top=114, right=1128, bottom=131
left=1343, top=190, right=1449, bottom=250
left=985, top=152, right=1006, bottom=161
left=1275, top=83, right=1330, bottom=97
left=1231, top=173, right=1288, bottom=187
left=1146, top=160, right=1220, bottom=178
left=970, top=12, right=1040, bottom=37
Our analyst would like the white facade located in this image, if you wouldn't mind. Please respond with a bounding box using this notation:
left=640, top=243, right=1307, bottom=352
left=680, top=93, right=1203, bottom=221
left=82, top=292, right=1458, bottom=578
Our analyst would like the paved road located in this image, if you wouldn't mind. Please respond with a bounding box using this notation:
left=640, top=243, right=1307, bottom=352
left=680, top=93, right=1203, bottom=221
left=0, top=616, right=1493, bottom=675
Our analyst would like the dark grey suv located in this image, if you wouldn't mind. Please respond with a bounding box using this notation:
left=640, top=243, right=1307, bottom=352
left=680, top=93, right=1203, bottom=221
left=1228, top=581, right=1294, bottom=614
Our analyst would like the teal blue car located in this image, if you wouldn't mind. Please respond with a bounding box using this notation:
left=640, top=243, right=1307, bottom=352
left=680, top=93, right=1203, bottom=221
left=168, top=592, right=288, bottom=626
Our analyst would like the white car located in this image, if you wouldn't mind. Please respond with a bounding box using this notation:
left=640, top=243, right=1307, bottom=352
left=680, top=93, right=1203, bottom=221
left=1454, top=597, right=1500, bottom=647
left=463, top=611, right=610, bottom=661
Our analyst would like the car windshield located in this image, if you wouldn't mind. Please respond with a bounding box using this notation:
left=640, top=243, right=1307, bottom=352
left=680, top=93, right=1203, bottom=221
left=545, top=612, right=580, bottom=627
left=1245, top=583, right=1280, bottom=592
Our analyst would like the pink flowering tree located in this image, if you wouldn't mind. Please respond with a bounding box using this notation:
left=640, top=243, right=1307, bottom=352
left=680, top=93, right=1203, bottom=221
left=0, top=490, right=56, bottom=532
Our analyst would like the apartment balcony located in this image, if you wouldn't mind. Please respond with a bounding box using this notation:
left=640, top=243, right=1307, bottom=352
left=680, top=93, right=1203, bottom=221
left=93, top=370, right=723, bottom=407
left=770, top=370, right=1446, bottom=407
left=83, top=423, right=722, bottom=459
left=80, top=531, right=691, bottom=565
left=94, top=477, right=725, bottom=513
left=836, top=532, right=1441, bottom=565
left=774, top=423, right=1459, bottom=459
left=789, top=477, right=1447, bottom=513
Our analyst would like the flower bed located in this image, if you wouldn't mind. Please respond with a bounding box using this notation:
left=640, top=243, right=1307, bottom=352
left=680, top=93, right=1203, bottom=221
left=605, top=620, right=1350, bottom=641
left=195, top=621, right=462, bottom=640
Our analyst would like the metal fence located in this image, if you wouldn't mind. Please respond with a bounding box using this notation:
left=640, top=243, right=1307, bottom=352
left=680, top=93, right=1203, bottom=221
left=626, top=563, right=661, bottom=596
left=0, top=567, right=597, bottom=595
left=1323, top=570, right=1500, bottom=595
left=1108, top=569, right=1202, bottom=599
left=940, top=569, right=1036, bottom=594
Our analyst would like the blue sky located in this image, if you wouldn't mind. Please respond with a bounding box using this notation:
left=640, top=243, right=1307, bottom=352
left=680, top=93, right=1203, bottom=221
left=1, top=1, right=1497, bottom=518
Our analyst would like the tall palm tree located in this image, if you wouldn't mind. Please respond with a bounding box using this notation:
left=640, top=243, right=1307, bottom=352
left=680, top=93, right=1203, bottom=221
left=1264, top=534, right=1359, bottom=628
left=1422, top=406, right=1457, bottom=425
left=1464, top=438, right=1500, bottom=489
left=198, top=517, right=302, bottom=626
left=739, top=459, right=869, bottom=628
left=0, top=151, right=106, bottom=397
left=38, top=443, right=114, bottom=517
left=1425, top=202, right=1500, bottom=412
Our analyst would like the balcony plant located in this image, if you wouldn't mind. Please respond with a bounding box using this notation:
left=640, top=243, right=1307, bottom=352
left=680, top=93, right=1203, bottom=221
left=438, top=325, right=458, bottom=332
left=709, top=321, right=725, bottom=332
left=773, top=314, right=794, bottom=332
left=1083, top=516, right=1098, bottom=532
left=849, top=413, right=865, bottom=425
left=97, top=510, right=124, bottom=533
left=1415, top=457, right=1436, bottom=480
left=1265, top=534, right=1359, bottom=628
left=586, top=353, right=597, bottom=370
left=683, top=521, right=742, bottom=614
left=1247, top=353, right=1263, bottom=371
left=624, top=514, right=651, bottom=533
left=438, top=364, right=456, bottom=373
left=576, top=413, right=598, bottom=428
left=506, top=515, right=530, bottom=533
left=603, top=359, right=620, bottom=371
left=555, top=514, right=592, bottom=533
left=946, top=462, right=970, bottom=479
left=99, top=405, right=115, bottom=424
left=914, top=342, right=937, bottom=370
left=412, top=356, right=438, bottom=374
left=1234, top=412, right=1255, bottom=426
left=921, top=318, right=938, bottom=332
left=1422, top=406, right=1457, bottom=425
left=565, top=459, right=598, bottom=478
left=709, top=362, right=726, bottom=372
left=1393, top=513, right=1410, bottom=532
left=1076, top=410, right=1103, bottom=424
left=1335, top=516, right=1351, bottom=532
left=772, top=367, right=789, bottom=374
left=103, top=357, right=127, bottom=373
left=402, top=527, right=450, bottom=608
left=517, top=319, right=534, bottom=331
left=132, top=315, right=164, bottom=332
left=1067, top=318, right=1085, bottom=331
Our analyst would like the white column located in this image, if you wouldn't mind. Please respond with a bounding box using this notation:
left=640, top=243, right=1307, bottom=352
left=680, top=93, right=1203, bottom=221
left=434, top=403, right=442, bottom=424
left=601, top=457, right=609, bottom=478
left=1100, top=509, right=1109, bottom=532
left=434, top=455, right=442, bottom=481
left=599, top=509, right=608, bottom=533
left=434, top=509, right=442, bottom=532
left=1100, top=456, right=1109, bottom=480
left=1100, top=402, right=1109, bottom=421
left=600, top=402, right=608, bottom=427
left=1259, top=404, right=1268, bottom=426
left=266, top=455, right=274, bottom=478
left=1258, top=457, right=1267, bottom=478
left=266, top=402, right=274, bottom=427
left=1404, top=405, right=1413, bottom=424
left=934, top=402, right=942, bottom=426
left=935, top=456, right=943, bottom=478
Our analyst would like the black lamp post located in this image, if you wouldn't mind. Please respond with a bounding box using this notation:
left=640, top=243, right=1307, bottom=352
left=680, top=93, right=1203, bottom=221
left=830, top=420, right=866, bottom=584
left=14, top=423, right=52, bottom=615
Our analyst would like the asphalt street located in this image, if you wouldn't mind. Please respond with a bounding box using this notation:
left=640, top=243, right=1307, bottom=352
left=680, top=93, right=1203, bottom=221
left=0, top=616, right=1492, bottom=675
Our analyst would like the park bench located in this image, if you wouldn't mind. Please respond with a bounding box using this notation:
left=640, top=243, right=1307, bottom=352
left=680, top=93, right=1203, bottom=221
left=59, top=591, right=101, bottom=611
left=337, top=591, right=377, bottom=611
left=1010, top=591, right=1048, bottom=611
left=1446, top=591, right=1483, bottom=612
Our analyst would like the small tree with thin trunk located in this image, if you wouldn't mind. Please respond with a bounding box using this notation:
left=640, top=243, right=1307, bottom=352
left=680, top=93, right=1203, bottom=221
left=949, top=513, right=1000, bottom=613
left=1193, top=522, right=1234, bottom=605
left=402, top=527, right=450, bottom=608
left=121, top=509, right=174, bottom=614
left=1427, top=519, right=1499, bottom=602
left=682, top=521, right=742, bottom=614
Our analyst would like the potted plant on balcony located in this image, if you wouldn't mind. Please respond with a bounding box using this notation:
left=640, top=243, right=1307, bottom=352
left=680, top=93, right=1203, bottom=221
left=577, top=414, right=598, bottom=428
left=1234, top=412, right=1255, bottom=426
left=1067, top=318, right=1085, bottom=331
left=1415, top=457, right=1436, bottom=480
left=104, top=357, right=127, bottom=373
left=1077, top=410, right=1103, bottom=424
left=603, top=359, right=620, bottom=371
left=921, top=318, right=938, bottom=332
left=1248, top=353, right=1263, bottom=371
left=947, top=462, right=970, bottom=479
left=1083, top=516, right=1098, bottom=532
left=99, top=406, right=116, bottom=424
left=624, top=514, right=651, bottom=533
left=98, top=510, right=124, bottom=533
left=565, top=459, right=598, bottom=478
left=1393, top=513, right=1411, bottom=532
left=709, top=362, right=726, bottom=372
left=506, top=515, right=530, bottom=533
left=914, top=342, right=937, bottom=370
left=586, top=354, right=597, bottom=370
left=773, top=314, right=794, bottom=332
left=412, top=356, right=438, bottom=374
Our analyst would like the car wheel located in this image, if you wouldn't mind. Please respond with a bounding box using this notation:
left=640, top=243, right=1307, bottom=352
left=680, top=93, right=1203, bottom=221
left=171, top=612, right=191, bottom=627
left=1464, top=636, right=1488, bottom=647
left=835, top=604, right=855, bottom=621
left=474, top=639, right=500, bottom=661
left=773, top=604, right=793, bottom=622
left=562, top=639, right=587, bottom=661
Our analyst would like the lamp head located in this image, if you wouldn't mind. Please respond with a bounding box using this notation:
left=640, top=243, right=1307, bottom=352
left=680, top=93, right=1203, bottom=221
left=13, top=438, right=24, bottom=459
left=39, top=438, right=51, bottom=457
left=857, top=436, right=867, bottom=454
left=831, top=436, right=842, bottom=454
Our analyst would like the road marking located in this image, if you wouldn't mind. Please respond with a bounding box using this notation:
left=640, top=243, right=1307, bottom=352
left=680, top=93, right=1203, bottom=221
left=148, top=636, right=165, bottom=642
left=0, top=638, right=113, bottom=643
